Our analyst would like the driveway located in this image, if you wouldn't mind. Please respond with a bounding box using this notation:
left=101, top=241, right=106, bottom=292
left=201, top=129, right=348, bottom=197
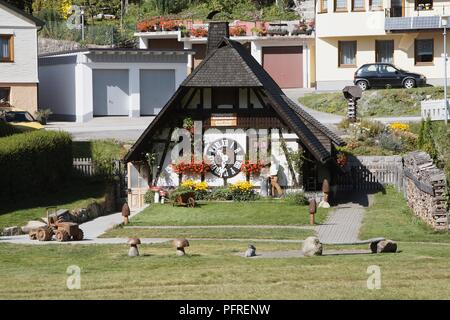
left=45, top=116, right=154, bottom=142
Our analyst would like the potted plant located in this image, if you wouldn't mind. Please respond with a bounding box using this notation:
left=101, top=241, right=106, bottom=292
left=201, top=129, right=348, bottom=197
left=251, top=27, right=266, bottom=36
left=34, top=108, right=53, bottom=125
left=190, top=27, right=208, bottom=37
left=229, top=25, right=247, bottom=37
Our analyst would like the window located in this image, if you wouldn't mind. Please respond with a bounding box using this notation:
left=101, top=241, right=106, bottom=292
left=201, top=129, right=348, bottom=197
left=339, top=41, right=357, bottom=67
left=378, top=64, right=398, bottom=74
left=370, top=0, right=383, bottom=10
left=376, top=40, right=394, bottom=63
left=0, top=35, right=13, bottom=62
left=415, top=39, right=434, bottom=64
left=352, top=0, right=365, bottom=11
left=320, top=0, right=328, bottom=12
left=415, top=0, right=433, bottom=11
left=334, top=0, right=348, bottom=11
left=0, top=87, right=10, bottom=103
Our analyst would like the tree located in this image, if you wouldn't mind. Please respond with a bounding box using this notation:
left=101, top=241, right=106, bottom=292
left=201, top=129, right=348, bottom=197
left=3, top=0, right=33, bottom=13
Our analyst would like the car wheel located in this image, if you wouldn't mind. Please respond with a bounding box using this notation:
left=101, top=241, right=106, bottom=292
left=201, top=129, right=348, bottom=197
left=356, top=80, right=368, bottom=91
left=403, top=78, right=415, bottom=89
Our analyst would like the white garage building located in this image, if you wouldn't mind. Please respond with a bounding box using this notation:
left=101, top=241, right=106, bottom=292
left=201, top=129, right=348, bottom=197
left=38, top=48, right=192, bottom=122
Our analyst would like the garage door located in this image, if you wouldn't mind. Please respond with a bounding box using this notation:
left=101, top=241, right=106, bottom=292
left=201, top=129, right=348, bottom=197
left=140, top=69, right=175, bottom=115
left=262, top=46, right=303, bottom=88
left=93, top=69, right=129, bottom=116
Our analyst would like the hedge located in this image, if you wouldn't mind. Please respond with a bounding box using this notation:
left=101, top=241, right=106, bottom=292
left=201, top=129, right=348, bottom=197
left=0, top=130, right=73, bottom=198
left=0, top=122, right=23, bottom=138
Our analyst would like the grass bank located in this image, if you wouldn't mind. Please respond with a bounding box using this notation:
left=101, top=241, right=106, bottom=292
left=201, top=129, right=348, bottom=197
left=299, top=86, right=448, bottom=117
left=359, top=186, right=450, bottom=243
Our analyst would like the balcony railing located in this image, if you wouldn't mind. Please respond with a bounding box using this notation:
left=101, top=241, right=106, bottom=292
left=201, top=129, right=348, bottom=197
left=385, top=5, right=450, bottom=31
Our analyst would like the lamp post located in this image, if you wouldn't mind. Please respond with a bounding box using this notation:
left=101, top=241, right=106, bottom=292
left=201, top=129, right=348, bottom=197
left=443, top=16, right=449, bottom=126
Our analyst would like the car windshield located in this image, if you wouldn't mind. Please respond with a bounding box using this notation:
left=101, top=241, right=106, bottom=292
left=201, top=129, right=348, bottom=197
left=5, top=112, right=35, bottom=122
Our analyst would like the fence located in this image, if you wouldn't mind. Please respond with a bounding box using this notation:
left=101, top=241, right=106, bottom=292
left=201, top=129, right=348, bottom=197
left=421, top=100, right=448, bottom=121
left=73, top=158, right=128, bottom=198
left=335, top=163, right=404, bottom=192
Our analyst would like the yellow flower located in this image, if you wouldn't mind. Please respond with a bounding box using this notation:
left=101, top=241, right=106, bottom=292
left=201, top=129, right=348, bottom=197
left=390, top=122, right=409, bottom=132
left=194, top=181, right=208, bottom=192
left=181, top=179, right=196, bottom=189
left=229, top=181, right=254, bottom=191
left=181, top=180, right=209, bottom=191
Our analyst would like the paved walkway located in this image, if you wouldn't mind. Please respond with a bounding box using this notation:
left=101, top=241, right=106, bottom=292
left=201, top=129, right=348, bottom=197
left=316, top=194, right=372, bottom=244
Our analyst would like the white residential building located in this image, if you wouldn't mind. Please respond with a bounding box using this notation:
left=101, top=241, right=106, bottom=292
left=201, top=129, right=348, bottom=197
left=315, top=0, right=450, bottom=90
left=0, top=0, right=43, bottom=113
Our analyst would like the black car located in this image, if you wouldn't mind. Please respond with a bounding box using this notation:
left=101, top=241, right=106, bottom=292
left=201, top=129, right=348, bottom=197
left=354, top=63, right=426, bottom=91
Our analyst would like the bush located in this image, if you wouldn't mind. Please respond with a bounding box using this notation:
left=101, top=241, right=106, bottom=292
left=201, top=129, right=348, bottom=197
left=379, top=132, right=403, bottom=152
left=208, top=187, right=232, bottom=201
left=0, top=122, right=23, bottom=137
left=285, top=191, right=309, bottom=206
left=0, top=130, right=72, bottom=198
left=144, top=190, right=155, bottom=204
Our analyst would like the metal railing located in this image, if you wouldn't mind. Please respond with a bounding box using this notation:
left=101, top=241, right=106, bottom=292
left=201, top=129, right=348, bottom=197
left=385, top=4, right=450, bottom=17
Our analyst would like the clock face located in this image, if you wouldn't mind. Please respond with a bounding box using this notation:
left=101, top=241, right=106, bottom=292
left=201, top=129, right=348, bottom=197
left=205, top=138, right=245, bottom=178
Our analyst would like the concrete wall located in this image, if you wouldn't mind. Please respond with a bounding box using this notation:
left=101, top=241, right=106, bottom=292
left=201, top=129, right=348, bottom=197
left=5, top=83, right=37, bottom=113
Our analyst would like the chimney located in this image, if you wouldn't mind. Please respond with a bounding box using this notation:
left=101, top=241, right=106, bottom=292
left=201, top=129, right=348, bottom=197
left=207, top=21, right=229, bottom=54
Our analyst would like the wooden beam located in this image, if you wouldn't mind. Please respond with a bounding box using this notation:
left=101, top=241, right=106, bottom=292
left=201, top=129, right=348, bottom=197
left=279, top=131, right=299, bottom=188
left=182, top=88, right=198, bottom=110
left=153, top=128, right=174, bottom=186
left=252, top=88, right=268, bottom=109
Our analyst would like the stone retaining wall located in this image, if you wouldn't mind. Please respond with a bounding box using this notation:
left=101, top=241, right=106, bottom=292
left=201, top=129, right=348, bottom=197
left=404, top=151, right=448, bottom=231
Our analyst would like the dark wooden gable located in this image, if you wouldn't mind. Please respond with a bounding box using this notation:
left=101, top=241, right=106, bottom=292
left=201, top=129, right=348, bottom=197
left=123, top=32, right=344, bottom=163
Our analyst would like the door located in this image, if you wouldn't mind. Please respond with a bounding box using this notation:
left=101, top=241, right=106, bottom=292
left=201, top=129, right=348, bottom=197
left=262, top=46, right=303, bottom=88
left=377, top=64, right=402, bottom=88
left=140, top=69, right=175, bottom=115
left=93, top=69, right=129, bottom=116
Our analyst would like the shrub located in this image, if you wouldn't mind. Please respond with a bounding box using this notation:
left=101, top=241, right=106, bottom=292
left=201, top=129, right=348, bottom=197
left=228, top=181, right=257, bottom=201
left=379, top=132, right=403, bottom=152
left=0, top=122, right=24, bottom=137
left=208, top=187, right=232, bottom=201
left=144, top=190, right=155, bottom=204
left=0, top=130, right=72, bottom=198
left=285, top=191, right=309, bottom=206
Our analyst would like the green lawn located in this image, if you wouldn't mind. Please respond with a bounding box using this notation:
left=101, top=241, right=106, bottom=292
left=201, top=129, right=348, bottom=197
left=0, top=181, right=107, bottom=230
left=127, top=202, right=329, bottom=226
left=72, top=139, right=126, bottom=158
left=299, top=86, right=448, bottom=117
left=1, top=241, right=450, bottom=299
left=360, top=186, right=450, bottom=243
left=102, top=226, right=315, bottom=240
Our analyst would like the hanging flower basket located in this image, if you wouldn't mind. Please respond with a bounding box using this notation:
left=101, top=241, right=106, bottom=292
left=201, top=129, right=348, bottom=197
left=172, top=160, right=211, bottom=175
left=241, top=160, right=265, bottom=175
left=336, top=152, right=348, bottom=168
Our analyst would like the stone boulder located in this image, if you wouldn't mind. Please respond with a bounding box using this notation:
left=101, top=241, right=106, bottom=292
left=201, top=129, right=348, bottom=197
left=302, top=236, right=323, bottom=257
left=370, top=239, right=397, bottom=253
left=2, top=226, right=23, bottom=236
left=86, top=202, right=104, bottom=220
left=21, top=220, right=47, bottom=234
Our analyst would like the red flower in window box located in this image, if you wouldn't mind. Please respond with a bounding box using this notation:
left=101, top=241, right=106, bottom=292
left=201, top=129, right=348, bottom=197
left=241, top=160, right=265, bottom=175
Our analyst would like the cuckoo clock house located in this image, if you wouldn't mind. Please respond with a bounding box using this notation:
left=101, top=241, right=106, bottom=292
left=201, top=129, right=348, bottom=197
left=124, top=22, right=344, bottom=208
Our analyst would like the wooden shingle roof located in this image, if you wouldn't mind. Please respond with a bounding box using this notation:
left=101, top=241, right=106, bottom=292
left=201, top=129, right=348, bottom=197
left=124, top=37, right=344, bottom=163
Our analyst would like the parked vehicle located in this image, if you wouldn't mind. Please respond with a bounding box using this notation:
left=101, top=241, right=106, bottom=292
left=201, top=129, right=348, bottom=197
left=3, top=110, right=44, bottom=129
left=354, top=63, right=426, bottom=91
